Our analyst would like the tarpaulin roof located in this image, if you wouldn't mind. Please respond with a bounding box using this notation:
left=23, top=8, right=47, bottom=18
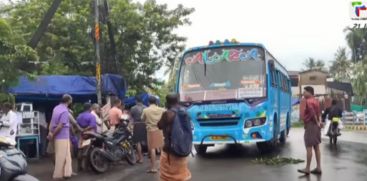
left=326, top=81, right=354, bottom=96
left=8, top=74, right=126, bottom=103
left=292, top=97, right=300, bottom=106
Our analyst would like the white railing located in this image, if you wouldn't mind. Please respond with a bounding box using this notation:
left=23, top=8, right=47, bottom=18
left=342, top=111, right=367, bottom=126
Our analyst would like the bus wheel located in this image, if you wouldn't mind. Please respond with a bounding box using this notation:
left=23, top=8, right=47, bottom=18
left=256, top=141, right=275, bottom=154
left=280, top=116, right=289, bottom=144
left=194, top=145, right=207, bottom=155
left=286, top=113, right=291, bottom=136
left=279, top=129, right=287, bottom=144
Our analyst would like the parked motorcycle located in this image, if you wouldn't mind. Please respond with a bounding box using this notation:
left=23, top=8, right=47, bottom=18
left=0, top=137, right=39, bottom=181
left=83, top=119, right=136, bottom=173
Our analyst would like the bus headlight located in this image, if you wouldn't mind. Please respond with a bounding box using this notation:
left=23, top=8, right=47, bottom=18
left=245, top=121, right=253, bottom=128
left=244, top=117, right=266, bottom=128
left=253, top=119, right=262, bottom=126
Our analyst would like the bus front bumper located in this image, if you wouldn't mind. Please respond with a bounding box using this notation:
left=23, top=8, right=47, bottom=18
left=192, top=125, right=272, bottom=145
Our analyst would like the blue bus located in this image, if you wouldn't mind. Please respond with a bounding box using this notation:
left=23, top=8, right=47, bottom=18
left=176, top=40, right=292, bottom=154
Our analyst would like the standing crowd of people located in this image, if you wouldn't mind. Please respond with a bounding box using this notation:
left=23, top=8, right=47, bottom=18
left=45, top=93, right=191, bottom=181
left=0, top=85, right=348, bottom=180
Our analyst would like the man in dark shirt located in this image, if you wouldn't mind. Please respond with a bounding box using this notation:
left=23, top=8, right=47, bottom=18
left=157, top=94, right=191, bottom=181
left=326, top=100, right=343, bottom=136
left=130, top=96, right=147, bottom=163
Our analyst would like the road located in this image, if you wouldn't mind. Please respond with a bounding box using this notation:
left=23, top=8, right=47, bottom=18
left=28, top=128, right=367, bottom=181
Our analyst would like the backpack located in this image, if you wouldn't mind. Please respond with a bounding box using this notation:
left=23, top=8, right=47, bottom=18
left=0, top=148, right=27, bottom=181
left=169, top=107, right=193, bottom=157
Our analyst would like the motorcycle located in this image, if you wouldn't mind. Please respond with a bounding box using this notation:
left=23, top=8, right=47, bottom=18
left=327, top=117, right=341, bottom=145
left=83, top=118, right=136, bottom=173
left=0, top=137, right=39, bottom=181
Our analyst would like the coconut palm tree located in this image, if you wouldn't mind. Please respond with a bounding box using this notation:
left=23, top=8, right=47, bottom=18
left=352, top=60, right=367, bottom=104
left=303, top=57, right=325, bottom=71
left=329, top=47, right=351, bottom=82
left=344, top=27, right=367, bottom=62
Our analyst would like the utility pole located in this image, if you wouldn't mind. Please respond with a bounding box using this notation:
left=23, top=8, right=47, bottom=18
left=94, top=0, right=102, bottom=105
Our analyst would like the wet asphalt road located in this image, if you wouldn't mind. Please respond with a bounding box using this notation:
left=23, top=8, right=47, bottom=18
left=29, top=128, right=367, bottom=181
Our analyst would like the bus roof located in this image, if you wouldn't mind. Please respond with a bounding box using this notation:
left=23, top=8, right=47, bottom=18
left=184, top=42, right=266, bottom=53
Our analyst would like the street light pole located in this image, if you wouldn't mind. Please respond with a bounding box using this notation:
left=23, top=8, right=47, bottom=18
left=94, top=0, right=102, bottom=105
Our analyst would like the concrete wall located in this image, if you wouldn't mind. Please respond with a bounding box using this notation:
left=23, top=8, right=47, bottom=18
left=299, top=70, right=328, bottom=86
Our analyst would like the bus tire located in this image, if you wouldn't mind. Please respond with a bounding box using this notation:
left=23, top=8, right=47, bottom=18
left=256, top=141, right=275, bottom=154
left=286, top=113, right=291, bottom=136
left=279, top=129, right=287, bottom=144
left=280, top=114, right=289, bottom=143
left=194, top=145, right=207, bottom=155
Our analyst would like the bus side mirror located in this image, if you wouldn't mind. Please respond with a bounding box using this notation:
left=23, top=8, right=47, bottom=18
left=269, top=60, right=275, bottom=71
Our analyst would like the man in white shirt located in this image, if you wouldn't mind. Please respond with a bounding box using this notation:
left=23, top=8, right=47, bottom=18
left=0, top=103, right=18, bottom=143
left=91, top=103, right=107, bottom=133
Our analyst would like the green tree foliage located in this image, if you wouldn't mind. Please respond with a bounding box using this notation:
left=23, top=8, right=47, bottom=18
left=344, top=27, right=367, bottom=104
left=0, top=93, right=15, bottom=105
left=0, top=0, right=194, bottom=92
left=351, top=60, right=367, bottom=104
left=303, top=57, right=325, bottom=71
left=344, top=27, right=367, bottom=62
left=165, top=58, right=180, bottom=92
left=109, top=0, right=193, bottom=91
left=0, top=18, right=39, bottom=91
left=329, top=47, right=351, bottom=82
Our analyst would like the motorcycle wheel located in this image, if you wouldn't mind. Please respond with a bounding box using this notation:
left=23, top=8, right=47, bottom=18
left=333, top=135, right=337, bottom=145
left=329, top=136, right=332, bottom=144
left=125, top=142, right=136, bottom=165
left=89, top=148, right=109, bottom=173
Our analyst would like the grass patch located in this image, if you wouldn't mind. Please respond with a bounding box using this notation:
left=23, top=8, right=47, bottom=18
left=291, top=121, right=304, bottom=128
left=252, top=156, right=304, bottom=166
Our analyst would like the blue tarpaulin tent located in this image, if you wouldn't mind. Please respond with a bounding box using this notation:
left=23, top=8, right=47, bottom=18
left=292, top=97, right=300, bottom=106
left=8, top=74, right=126, bottom=103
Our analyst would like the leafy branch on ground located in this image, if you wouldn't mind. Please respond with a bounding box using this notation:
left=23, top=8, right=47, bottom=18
left=252, top=156, right=304, bottom=166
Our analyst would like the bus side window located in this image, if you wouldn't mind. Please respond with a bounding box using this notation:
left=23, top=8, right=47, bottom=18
left=288, top=79, right=291, bottom=93
left=280, top=74, right=283, bottom=91
left=283, top=75, right=287, bottom=92
left=271, top=69, right=277, bottom=87
left=279, top=73, right=284, bottom=91
left=282, top=74, right=286, bottom=92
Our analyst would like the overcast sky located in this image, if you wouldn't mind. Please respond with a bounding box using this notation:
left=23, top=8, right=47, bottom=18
left=1, top=0, right=356, bottom=77
left=152, top=0, right=355, bottom=71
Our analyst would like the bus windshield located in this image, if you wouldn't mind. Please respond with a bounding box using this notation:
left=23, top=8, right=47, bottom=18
left=179, top=46, right=266, bottom=102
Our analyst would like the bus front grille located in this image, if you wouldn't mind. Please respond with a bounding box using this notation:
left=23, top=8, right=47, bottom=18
left=197, top=117, right=239, bottom=127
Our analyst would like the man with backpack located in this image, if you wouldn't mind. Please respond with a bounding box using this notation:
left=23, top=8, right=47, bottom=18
left=158, top=94, right=192, bottom=181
